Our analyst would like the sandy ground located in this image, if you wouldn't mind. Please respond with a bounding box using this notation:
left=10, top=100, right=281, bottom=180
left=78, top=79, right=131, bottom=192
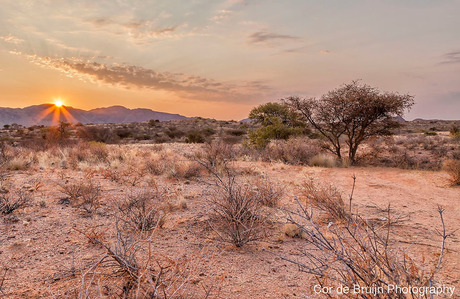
left=0, top=161, right=459, bottom=298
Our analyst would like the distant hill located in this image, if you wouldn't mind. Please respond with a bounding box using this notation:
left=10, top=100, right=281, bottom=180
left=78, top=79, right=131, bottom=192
left=0, top=104, right=187, bottom=126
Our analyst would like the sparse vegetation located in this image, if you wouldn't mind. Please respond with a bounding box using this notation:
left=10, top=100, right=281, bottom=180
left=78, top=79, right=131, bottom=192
left=0, top=114, right=459, bottom=297
left=443, top=159, right=460, bottom=186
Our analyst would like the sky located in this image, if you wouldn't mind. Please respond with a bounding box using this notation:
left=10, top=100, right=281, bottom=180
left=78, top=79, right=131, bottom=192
left=0, top=0, right=459, bottom=120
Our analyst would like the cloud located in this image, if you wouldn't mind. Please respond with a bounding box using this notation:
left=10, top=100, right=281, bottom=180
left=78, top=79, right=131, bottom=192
left=13, top=52, right=270, bottom=103
left=210, top=9, right=233, bottom=23
left=0, top=34, right=24, bottom=44
left=280, top=46, right=309, bottom=54
left=440, top=50, right=460, bottom=64
left=85, top=17, right=178, bottom=40
left=248, top=30, right=299, bottom=44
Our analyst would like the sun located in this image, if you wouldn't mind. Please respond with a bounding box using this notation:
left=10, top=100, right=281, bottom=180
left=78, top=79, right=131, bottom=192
left=54, top=99, right=63, bottom=107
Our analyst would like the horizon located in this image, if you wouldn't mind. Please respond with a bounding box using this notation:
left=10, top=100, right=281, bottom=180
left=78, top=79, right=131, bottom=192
left=1, top=1, right=459, bottom=120
left=1, top=102, right=459, bottom=122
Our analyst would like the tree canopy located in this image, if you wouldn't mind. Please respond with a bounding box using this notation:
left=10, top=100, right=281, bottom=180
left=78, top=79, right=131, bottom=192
left=285, top=81, right=414, bottom=163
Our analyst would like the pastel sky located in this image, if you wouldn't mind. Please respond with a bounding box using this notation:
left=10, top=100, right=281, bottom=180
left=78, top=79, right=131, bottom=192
left=0, top=0, right=459, bottom=120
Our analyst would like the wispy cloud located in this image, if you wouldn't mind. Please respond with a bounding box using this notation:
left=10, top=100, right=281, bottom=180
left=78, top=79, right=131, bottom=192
left=0, top=34, right=24, bottom=44
left=248, top=30, right=299, bottom=44
left=11, top=52, right=270, bottom=103
left=440, top=50, right=460, bottom=64
left=210, top=9, right=234, bottom=23
left=85, top=17, right=179, bottom=41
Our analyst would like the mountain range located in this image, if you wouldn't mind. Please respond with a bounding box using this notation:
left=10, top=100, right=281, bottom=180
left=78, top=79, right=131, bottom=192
left=0, top=104, right=187, bottom=126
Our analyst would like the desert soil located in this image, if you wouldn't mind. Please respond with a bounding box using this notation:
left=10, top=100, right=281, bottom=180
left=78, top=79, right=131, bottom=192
left=0, top=154, right=459, bottom=298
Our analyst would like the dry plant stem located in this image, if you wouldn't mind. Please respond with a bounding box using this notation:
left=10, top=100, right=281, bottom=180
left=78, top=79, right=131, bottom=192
left=0, top=267, right=8, bottom=295
left=275, top=179, right=450, bottom=298
left=348, top=174, right=356, bottom=218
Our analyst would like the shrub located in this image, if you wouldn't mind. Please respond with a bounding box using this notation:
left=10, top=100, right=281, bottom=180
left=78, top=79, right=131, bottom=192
left=251, top=176, right=284, bottom=207
left=0, top=191, right=30, bottom=214
left=424, top=131, right=437, bottom=136
left=194, top=141, right=235, bottom=169
left=59, top=179, right=102, bottom=214
left=115, top=127, right=133, bottom=139
left=165, top=127, right=185, bottom=139
left=281, top=181, right=448, bottom=298
left=77, top=125, right=118, bottom=144
left=301, top=180, right=349, bottom=222
left=449, top=124, right=459, bottom=136
left=196, top=149, right=268, bottom=247
left=443, top=159, right=460, bottom=185
left=167, top=161, right=203, bottom=180
left=202, top=127, right=216, bottom=136
left=185, top=131, right=205, bottom=143
left=78, top=221, right=191, bottom=298
left=309, top=154, right=337, bottom=168
left=209, top=180, right=267, bottom=247
left=118, top=189, right=168, bottom=231
left=262, top=138, right=321, bottom=165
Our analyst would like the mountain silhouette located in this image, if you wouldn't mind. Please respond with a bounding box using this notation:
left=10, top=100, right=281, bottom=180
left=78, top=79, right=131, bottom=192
left=0, top=104, right=186, bottom=126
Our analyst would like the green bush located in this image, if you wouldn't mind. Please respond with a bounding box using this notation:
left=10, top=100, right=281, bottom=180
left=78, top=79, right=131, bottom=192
left=186, top=131, right=205, bottom=143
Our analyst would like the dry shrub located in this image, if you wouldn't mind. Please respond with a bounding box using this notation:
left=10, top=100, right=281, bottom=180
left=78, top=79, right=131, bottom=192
left=281, top=183, right=449, bottom=298
left=167, top=160, right=203, bottom=180
left=196, top=147, right=269, bottom=247
left=144, top=150, right=173, bottom=176
left=120, top=167, right=145, bottom=186
left=308, top=154, right=337, bottom=168
left=77, top=222, right=192, bottom=298
left=194, top=140, right=235, bottom=169
left=251, top=176, right=284, bottom=207
left=0, top=190, right=30, bottom=215
left=68, top=141, right=109, bottom=167
left=443, top=159, right=460, bottom=185
left=209, top=180, right=268, bottom=247
left=263, top=137, right=321, bottom=165
left=59, top=179, right=102, bottom=214
left=4, top=148, right=35, bottom=171
left=118, top=188, right=168, bottom=232
left=282, top=179, right=448, bottom=298
left=301, top=180, right=349, bottom=222
left=0, top=141, right=12, bottom=167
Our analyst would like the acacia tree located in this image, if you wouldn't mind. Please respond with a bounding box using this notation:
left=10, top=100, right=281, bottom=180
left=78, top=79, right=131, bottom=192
left=248, top=102, right=306, bottom=147
left=285, top=81, right=414, bottom=164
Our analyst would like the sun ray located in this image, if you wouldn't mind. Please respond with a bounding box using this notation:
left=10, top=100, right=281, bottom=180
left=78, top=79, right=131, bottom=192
left=60, top=106, right=77, bottom=123
left=52, top=106, right=61, bottom=125
left=35, top=105, right=56, bottom=124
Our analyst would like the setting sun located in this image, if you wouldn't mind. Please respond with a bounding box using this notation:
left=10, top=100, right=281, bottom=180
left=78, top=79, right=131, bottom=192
left=54, top=100, right=63, bottom=107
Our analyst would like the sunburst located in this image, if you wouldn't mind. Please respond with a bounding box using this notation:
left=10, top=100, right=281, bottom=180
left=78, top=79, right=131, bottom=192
left=35, top=98, right=77, bottom=125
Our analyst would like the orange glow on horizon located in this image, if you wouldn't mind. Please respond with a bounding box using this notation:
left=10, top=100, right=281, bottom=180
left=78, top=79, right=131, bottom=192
left=35, top=99, right=76, bottom=125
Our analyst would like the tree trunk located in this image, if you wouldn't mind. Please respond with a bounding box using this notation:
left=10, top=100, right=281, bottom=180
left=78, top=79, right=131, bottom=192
left=349, top=143, right=359, bottom=164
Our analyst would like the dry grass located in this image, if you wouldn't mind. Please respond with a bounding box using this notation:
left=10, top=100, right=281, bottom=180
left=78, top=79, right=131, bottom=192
left=251, top=176, right=284, bottom=207
left=300, top=179, right=350, bottom=222
left=262, top=137, right=321, bottom=165
left=443, top=159, right=460, bottom=186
